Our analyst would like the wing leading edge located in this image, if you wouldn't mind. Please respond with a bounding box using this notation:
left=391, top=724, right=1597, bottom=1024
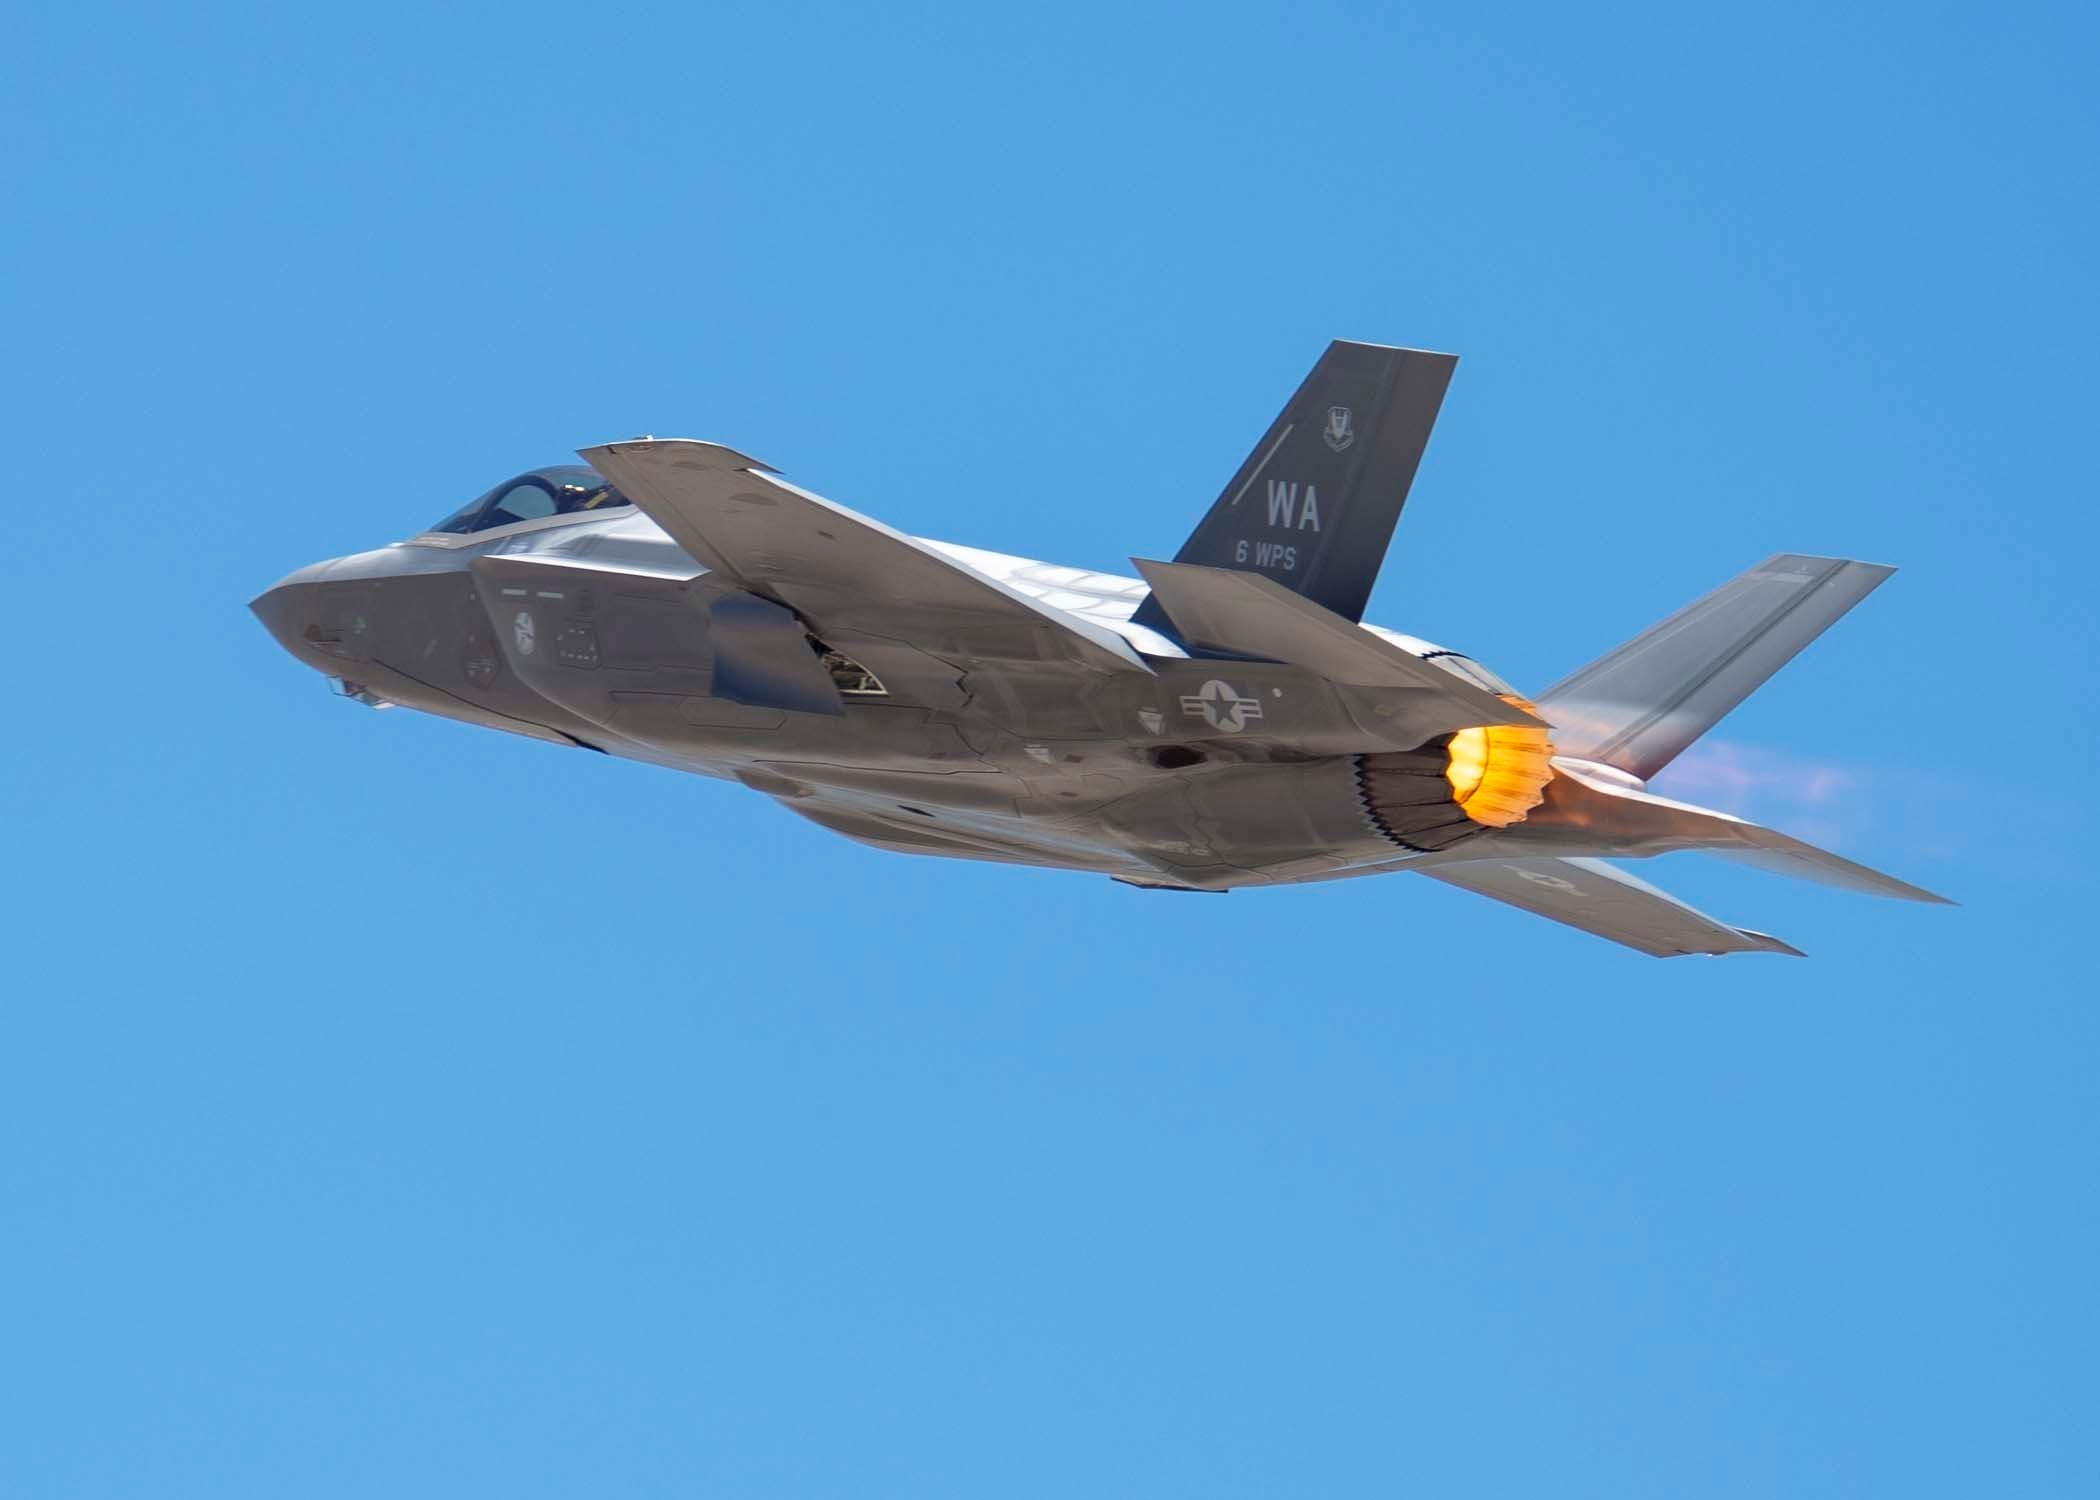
left=580, top=439, right=1150, bottom=675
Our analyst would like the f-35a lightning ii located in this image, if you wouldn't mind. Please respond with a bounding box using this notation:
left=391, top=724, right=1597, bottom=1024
left=253, top=341, right=1947, bottom=956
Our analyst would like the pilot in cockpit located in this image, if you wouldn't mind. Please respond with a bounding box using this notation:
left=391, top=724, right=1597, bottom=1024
left=426, top=465, right=633, bottom=536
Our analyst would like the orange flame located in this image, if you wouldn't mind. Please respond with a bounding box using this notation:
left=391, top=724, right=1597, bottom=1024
left=1444, top=697, right=1555, bottom=827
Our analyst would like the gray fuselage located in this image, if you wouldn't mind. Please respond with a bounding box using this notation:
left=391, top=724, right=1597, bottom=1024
left=253, top=498, right=1520, bottom=890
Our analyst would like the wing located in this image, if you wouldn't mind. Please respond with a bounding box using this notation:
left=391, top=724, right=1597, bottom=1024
left=580, top=439, right=1149, bottom=675
left=1419, top=856, right=1803, bottom=957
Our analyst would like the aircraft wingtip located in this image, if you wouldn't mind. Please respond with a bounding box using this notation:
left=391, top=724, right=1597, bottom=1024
left=1736, top=928, right=1807, bottom=957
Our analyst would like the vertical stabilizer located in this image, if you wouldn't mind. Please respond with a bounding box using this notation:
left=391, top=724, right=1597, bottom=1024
left=1132, top=341, right=1456, bottom=632
left=1538, top=554, right=1894, bottom=779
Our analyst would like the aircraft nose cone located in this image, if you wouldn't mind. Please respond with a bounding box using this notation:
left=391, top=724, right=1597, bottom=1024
left=249, top=559, right=339, bottom=661
left=249, top=583, right=298, bottom=645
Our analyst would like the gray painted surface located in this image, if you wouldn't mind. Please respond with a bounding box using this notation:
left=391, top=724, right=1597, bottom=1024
left=252, top=343, right=1946, bottom=956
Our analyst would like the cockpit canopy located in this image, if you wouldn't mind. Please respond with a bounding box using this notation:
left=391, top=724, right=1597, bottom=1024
left=426, top=465, right=634, bottom=535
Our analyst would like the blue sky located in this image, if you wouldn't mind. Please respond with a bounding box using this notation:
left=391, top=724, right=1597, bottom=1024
left=4, top=2, right=2096, bottom=1494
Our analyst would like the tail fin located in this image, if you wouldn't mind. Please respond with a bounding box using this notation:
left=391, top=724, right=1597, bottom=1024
left=1538, top=554, right=1895, bottom=779
left=1132, top=341, right=1456, bottom=632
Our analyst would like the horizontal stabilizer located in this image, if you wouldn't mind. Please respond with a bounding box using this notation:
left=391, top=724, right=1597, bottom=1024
left=1511, top=758, right=1952, bottom=904
left=1540, top=554, right=1894, bottom=779
left=1132, top=558, right=1538, bottom=734
left=581, top=439, right=1150, bottom=675
left=1706, top=823, right=1953, bottom=904
left=1421, top=856, right=1803, bottom=958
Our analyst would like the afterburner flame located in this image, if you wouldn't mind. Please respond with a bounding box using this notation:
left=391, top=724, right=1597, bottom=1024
left=1444, top=697, right=1555, bottom=827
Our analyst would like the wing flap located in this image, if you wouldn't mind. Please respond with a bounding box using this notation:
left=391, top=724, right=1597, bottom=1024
left=1420, top=856, right=1803, bottom=957
left=581, top=439, right=1149, bottom=675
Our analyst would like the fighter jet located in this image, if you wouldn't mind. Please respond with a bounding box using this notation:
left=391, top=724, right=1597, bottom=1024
left=252, top=341, right=1948, bottom=956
